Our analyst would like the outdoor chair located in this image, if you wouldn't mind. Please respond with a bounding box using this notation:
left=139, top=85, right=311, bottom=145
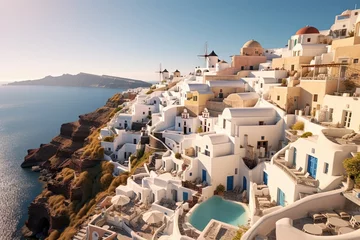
left=334, top=209, right=351, bottom=220
left=320, top=210, right=340, bottom=219
left=309, top=211, right=326, bottom=223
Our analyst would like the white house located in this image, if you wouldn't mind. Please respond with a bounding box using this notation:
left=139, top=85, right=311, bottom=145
left=330, top=8, right=360, bottom=39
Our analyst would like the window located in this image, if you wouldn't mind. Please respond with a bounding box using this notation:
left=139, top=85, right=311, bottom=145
left=313, top=94, right=318, bottom=102
left=235, top=168, right=238, bottom=174
left=329, top=108, right=333, bottom=121
left=311, top=148, right=315, bottom=154
left=261, top=136, right=265, bottom=140
left=193, top=96, right=198, bottom=101
left=354, top=59, right=359, bottom=64
left=241, top=66, right=244, bottom=70
left=259, top=121, right=264, bottom=125
left=277, top=95, right=280, bottom=101
left=324, top=163, right=329, bottom=174
left=343, top=110, right=352, bottom=128
left=355, top=12, right=358, bottom=15
left=291, top=65, right=295, bottom=71
left=143, top=112, right=145, bottom=115
left=189, top=128, right=191, bottom=132
left=307, top=38, right=311, bottom=42
left=260, top=83, right=263, bottom=88
left=178, top=123, right=180, bottom=127
left=250, top=66, right=254, bottom=70
left=190, top=172, right=192, bottom=176
left=200, top=121, right=202, bottom=125
left=206, top=145, right=208, bottom=149
left=223, top=119, right=226, bottom=128
left=184, top=121, right=186, bottom=126
left=204, top=150, right=210, bottom=156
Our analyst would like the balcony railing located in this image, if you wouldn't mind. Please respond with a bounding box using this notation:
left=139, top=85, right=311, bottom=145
left=274, top=159, right=319, bottom=188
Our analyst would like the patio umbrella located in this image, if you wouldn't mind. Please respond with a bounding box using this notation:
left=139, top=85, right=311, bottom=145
left=111, top=195, right=130, bottom=213
left=142, top=210, right=164, bottom=233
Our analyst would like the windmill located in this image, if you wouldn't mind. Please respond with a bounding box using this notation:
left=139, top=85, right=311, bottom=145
left=197, top=42, right=209, bottom=67
left=155, top=63, right=163, bottom=82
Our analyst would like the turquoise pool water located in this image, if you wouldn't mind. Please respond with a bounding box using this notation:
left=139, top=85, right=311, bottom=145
left=189, top=196, right=248, bottom=231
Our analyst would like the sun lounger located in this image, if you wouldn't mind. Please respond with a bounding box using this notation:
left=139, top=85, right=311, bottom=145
left=334, top=209, right=351, bottom=220
left=320, top=210, right=340, bottom=219
left=259, top=200, right=271, bottom=207
left=309, top=212, right=326, bottom=223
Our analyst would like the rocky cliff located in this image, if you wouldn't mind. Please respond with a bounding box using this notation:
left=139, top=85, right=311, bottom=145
left=22, top=92, right=135, bottom=239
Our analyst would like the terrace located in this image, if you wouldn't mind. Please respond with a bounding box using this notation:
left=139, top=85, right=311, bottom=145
left=91, top=199, right=166, bottom=240
left=274, top=155, right=319, bottom=188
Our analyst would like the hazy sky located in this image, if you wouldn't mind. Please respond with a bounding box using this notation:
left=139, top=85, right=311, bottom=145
left=0, top=0, right=358, bottom=82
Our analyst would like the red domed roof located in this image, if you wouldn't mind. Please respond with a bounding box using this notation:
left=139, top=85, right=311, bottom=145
left=296, top=26, right=319, bottom=35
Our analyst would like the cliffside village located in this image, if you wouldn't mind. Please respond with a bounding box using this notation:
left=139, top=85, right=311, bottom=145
left=76, top=8, right=360, bottom=240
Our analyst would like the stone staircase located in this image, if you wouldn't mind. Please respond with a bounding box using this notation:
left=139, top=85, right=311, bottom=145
left=71, top=226, right=87, bottom=240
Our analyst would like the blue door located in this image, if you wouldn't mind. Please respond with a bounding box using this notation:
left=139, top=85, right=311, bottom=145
left=243, top=176, right=247, bottom=191
left=227, top=176, right=234, bottom=191
left=277, top=188, right=285, bottom=206
left=183, top=192, right=188, bottom=201
left=202, top=169, right=207, bottom=182
left=307, top=155, right=318, bottom=178
left=263, top=171, right=268, bottom=185
left=293, top=148, right=297, bottom=166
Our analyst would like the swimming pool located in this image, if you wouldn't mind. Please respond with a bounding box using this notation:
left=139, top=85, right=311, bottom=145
left=189, top=196, right=248, bottom=231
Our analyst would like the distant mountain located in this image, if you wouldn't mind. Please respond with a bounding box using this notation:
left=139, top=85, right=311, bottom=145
left=7, top=72, right=151, bottom=89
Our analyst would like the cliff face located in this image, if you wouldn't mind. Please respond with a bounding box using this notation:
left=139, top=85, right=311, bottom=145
left=22, top=92, right=132, bottom=237
left=21, top=93, right=128, bottom=169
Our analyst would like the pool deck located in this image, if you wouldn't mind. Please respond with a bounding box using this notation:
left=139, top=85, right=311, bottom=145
left=198, top=219, right=238, bottom=240
left=185, top=195, right=251, bottom=238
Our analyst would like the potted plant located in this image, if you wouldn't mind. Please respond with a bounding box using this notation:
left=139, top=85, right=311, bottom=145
left=215, top=184, right=225, bottom=196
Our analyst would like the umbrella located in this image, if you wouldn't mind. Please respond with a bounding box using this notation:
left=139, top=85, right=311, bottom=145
left=142, top=210, right=164, bottom=233
left=111, top=195, right=130, bottom=206
left=111, top=195, right=130, bottom=214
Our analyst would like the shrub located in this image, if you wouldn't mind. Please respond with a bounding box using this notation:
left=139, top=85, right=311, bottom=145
left=344, top=153, right=360, bottom=187
left=103, top=136, right=114, bottom=142
left=59, top=227, right=77, bottom=240
left=100, top=173, right=113, bottom=190
left=292, top=121, right=304, bottom=131
left=216, top=184, right=225, bottom=193
left=175, top=152, right=181, bottom=159
left=47, top=230, right=60, bottom=240
left=281, top=79, right=287, bottom=86
left=301, top=132, right=313, bottom=138
left=136, top=149, right=144, bottom=159
left=196, top=126, right=203, bottom=133
left=233, top=226, right=249, bottom=240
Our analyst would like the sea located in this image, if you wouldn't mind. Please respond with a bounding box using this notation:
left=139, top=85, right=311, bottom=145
left=0, top=85, right=124, bottom=239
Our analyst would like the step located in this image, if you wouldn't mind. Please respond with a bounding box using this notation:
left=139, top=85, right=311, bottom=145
left=77, top=232, right=86, bottom=237
left=79, top=229, right=87, bottom=233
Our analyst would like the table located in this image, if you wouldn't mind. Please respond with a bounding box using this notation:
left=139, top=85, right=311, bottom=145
left=326, top=217, right=349, bottom=231
left=338, top=227, right=355, bottom=235
left=303, top=224, right=322, bottom=236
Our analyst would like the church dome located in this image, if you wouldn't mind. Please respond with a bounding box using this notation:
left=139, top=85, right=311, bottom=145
left=243, top=40, right=262, bottom=48
left=296, top=26, right=319, bottom=35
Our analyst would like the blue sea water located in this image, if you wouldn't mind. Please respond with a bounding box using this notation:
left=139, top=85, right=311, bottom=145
left=189, top=196, right=248, bottom=231
left=0, top=86, right=123, bottom=239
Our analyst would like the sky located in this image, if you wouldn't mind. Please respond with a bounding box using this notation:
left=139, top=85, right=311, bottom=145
left=0, top=0, right=359, bottom=82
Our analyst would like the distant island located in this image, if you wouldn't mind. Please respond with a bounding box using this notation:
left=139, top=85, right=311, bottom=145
left=7, top=72, right=152, bottom=89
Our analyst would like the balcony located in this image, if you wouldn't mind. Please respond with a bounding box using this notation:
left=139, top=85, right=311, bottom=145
left=285, top=129, right=299, bottom=142
left=274, top=158, right=319, bottom=188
